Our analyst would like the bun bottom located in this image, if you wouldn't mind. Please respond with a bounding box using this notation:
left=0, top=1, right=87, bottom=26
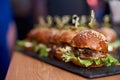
left=55, top=48, right=63, bottom=61
left=71, top=58, right=104, bottom=68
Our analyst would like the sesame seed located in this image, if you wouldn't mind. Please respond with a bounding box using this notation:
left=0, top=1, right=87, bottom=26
left=76, top=30, right=107, bottom=41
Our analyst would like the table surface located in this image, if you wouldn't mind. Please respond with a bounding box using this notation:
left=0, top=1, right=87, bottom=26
left=6, top=51, right=120, bottom=80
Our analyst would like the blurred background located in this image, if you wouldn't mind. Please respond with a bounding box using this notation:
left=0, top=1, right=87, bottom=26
left=1, top=0, right=120, bottom=79
left=11, top=0, right=111, bottom=40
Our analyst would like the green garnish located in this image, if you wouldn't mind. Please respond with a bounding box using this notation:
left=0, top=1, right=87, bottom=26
left=15, top=40, right=26, bottom=50
left=35, top=44, right=48, bottom=57
left=94, top=59, right=101, bottom=65
left=60, top=47, right=74, bottom=62
left=54, top=16, right=64, bottom=29
left=88, top=10, right=97, bottom=29
left=108, top=40, right=120, bottom=48
left=17, top=40, right=26, bottom=46
left=62, top=51, right=75, bottom=62
left=77, top=57, right=93, bottom=67
left=62, top=50, right=119, bottom=67
left=103, top=15, right=111, bottom=27
left=35, top=44, right=40, bottom=52
left=102, top=54, right=119, bottom=67
left=80, top=15, right=87, bottom=27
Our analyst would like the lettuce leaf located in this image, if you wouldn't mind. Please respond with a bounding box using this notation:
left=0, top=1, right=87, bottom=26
left=61, top=47, right=75, bottom=62
left=102, top=54, right=119, bottom=67
left=62, top=50, right=119, bottom=67
left=77, top=57, right=93, bottom=67
left=16, top=40, right=49, bottom=57
left=35, top=44, right=48, bottom=57
left=62, top=52, right=75, bottom=62
left=35, top=44, right=40, bottom=52
left=77, top=58, right=102, bottom=67
left=17, top=40, right=26, bottom=46
left=62, top=50, right=99, bottom=67
left=16, top=40, right=37, bottom=50
left=16, top=40, right=26, bottom=50
left=108, top=40, right=120, bottom=48
left=94, top=59, right=101, bottom=65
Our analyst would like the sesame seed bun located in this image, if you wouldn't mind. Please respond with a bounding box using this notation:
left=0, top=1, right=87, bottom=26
left=49, top=29, right=61, bottom=44
left=96, top=27, right=117, bottom=42
left=71, top=30, right=108, bottom=53
left=60, top=30, right=78, bottom=44
left=36, top=28, right=51, bottom=44
left=27, top=28, right=40, bottom=40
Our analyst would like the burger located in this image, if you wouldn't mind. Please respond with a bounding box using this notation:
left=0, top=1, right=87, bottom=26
left=27, top=28, right=40, bottom=41
left=96, top=27, right=120, bottom=52
left=16, top=27, right=118, bottom=68
left=60, top=30, right=78, bottom=45
left=62, top=30, right=118, bottom=67
left=36, top=28, right=52, bottom=44
left=53, top=29, right=78, bottom=60
left=96, top=27, right=117, bottom=42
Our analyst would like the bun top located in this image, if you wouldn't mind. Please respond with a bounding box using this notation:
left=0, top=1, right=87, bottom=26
left=60, top=30, right=78, bottom=44
left=71, top=30, right=108, bottom=53
left=36, top=28, right=51, bottom=44
left=27, top=28, right=39, bottom=40
left=49, top=28, right=61, bottom=43
left=96, top=27, right=117, bottom=42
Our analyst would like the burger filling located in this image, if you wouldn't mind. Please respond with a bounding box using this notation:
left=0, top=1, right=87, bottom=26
left=61, top=46, right=118, bottom=67
left=16, top=40, right=49, bottom=57
left=73, top=48, right=106, bottom=60
left=108, top=40, right=120, bottom=52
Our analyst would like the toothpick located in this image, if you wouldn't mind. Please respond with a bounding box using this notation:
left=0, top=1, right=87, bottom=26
left=72, top=14, right=80, bottom=28
left=46, top=15, right=53, bottom=27
left=80, top=15, right=87, bottom=26
left=38, top=16, right=46, bottom=27
left=103, top=15, right=111, bottom=27
left=54, top=16, right=64, bottom=28
left=62, top=15, right=70, bottom=25
left=88, top=10, right=97, bottom=28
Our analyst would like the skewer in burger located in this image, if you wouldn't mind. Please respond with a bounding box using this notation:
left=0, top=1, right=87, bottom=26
left=62, top=30, right=118, bottom=67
